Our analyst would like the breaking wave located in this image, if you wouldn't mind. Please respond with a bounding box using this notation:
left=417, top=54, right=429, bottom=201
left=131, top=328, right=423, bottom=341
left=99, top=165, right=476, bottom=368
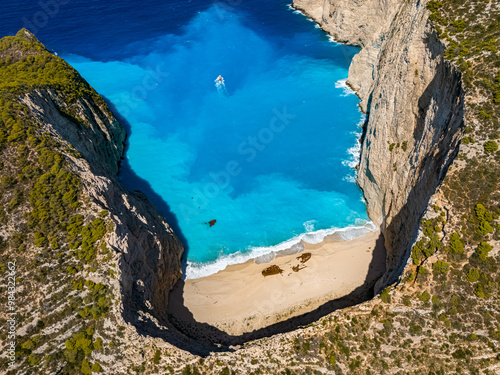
left=335, top=78, right=355, bottom=96
left=185, top=221, right=377, bottom=279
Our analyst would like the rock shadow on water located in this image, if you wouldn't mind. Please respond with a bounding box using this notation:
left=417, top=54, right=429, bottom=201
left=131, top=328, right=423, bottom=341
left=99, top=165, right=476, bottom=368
left=103, top=97, right=190, bottom=259
left=102, top=98, right=226, bottom=355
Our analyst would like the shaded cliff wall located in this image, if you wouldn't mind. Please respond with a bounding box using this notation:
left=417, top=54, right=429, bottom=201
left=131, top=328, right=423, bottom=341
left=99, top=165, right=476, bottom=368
left=294, top=0, right=465, bottom=289
left=22, top=87, right=183, bottom=322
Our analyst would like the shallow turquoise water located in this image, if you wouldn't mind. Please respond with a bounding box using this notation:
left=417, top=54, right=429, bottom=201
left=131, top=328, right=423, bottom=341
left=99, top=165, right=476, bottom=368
left=62, top=4, right=370, bottom=278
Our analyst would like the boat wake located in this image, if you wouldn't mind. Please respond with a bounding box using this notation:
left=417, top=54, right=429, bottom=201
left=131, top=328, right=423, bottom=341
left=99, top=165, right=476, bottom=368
left=215, top=75, right=228, bottom=96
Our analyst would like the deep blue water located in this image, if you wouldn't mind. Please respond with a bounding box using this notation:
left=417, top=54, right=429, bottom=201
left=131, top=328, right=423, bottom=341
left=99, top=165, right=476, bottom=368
left=1, top=1, right=371, bottom=278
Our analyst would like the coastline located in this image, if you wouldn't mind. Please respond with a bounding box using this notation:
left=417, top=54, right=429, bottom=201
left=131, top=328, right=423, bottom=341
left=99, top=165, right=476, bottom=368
left=168, top=229, right=385, bottom=336
left=185, top=221, right=376, bottom=279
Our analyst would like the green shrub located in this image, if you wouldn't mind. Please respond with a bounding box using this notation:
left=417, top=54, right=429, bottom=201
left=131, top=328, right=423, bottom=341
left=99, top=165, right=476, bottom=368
left=153, top=349, right=161, bottom=365
left=33, top=232, right=48, bottom=247
left=92, top=363, right=102, bottom=373
left=22, top=339, right=35, bottom=350
left=452, top=348, right=472, bottom=359
left=380, top=288, right=391, bottom=303
left=81, top=359, right=92, bottom=375
left=477, top=220, right=494, bottom=235
left=432, top=260, right=450, bottom=275
left=474, top=203, right=492, bottom=222
left=0, top=175, right=16, bottom=189
left=449, top=233, right=464, bottom=254
left=328, top=354, right=336, bottom=366
left=418, top=266, right=429, bottom=277
left=418, top=290, right=431, bottom=302
left=474, top=284, right=486, bottom=298
left=93, top=337, right=103, bottom=351
left=462, top=136, right=475, bottom=144
left=411, top=240, right=426, bottom=265
left=432, top=296, right=442, bottom=309
left=450, top=18, right=466, bottom=33
left=484, top=140, right=498, bottom=153
left=475, top=242, right=493, bottom=261
left=27, top=353, right=40, bottom=366
left=409, top=323, right=423, bottom=336
left=466, top=269, right=480, bottom=282
left=427, top=1, right=443, bottom=13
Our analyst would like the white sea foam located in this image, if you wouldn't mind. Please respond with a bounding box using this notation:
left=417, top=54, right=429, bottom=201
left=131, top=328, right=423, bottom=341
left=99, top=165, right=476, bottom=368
left=288, top=4, right=338, bottom=44
left=328, top=36, right=339, bottom=45
left=335, top=78, right=355, bottom=97
left=303, top=219, right=317, bottom=232
left=342, top=116, right=366, bottom=182
left=184, top=221, right=378, bottom=279
left=287, top=4, right=314, bottom=20
left=342, top=142, right=361, bottom=169
left=343, top=175, right=357, bottom=183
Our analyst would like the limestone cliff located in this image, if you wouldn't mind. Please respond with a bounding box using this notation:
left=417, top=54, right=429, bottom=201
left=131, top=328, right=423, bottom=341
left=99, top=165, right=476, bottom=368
left=20, top=63, right=184, bottom=322
left=293, top=0, right=465, bottom=288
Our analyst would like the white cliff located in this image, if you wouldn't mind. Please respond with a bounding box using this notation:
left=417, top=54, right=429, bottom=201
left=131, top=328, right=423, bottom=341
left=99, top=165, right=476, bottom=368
left=293, top=0, right=465, bottom=289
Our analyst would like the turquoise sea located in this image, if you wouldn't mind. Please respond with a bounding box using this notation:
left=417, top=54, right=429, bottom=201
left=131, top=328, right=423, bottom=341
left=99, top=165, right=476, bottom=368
left=1, top=1, right=372, bottom=278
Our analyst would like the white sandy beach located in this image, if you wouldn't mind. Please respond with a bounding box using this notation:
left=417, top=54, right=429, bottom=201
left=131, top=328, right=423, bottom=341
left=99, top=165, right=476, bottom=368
left=168, top=230, right=386, bottom=336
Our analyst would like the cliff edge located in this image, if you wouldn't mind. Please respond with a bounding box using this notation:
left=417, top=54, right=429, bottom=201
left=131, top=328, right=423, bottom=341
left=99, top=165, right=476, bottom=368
left=293, top=0, right=465, bottom=289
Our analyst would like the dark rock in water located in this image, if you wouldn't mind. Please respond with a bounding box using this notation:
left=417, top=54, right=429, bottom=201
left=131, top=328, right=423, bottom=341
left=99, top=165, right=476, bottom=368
left=207, top=219, right=216, bottom=227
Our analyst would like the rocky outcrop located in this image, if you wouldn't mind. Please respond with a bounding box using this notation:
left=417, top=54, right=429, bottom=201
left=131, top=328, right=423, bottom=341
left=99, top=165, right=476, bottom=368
left=21, top=86, right=184, bottom=323
left=22, top=89, right=125, bottom=175
left=294, top=0, right=465, bottom=289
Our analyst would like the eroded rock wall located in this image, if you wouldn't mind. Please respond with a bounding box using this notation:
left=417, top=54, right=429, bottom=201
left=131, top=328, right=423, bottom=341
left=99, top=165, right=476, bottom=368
left=294, top=0, right=465, bottom=289
left=22, top=88, right=183, bottom=323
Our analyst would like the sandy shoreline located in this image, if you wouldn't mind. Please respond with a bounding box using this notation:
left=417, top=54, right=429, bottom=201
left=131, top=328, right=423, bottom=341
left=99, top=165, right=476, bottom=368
left=168, top=230, right=386, bottom=337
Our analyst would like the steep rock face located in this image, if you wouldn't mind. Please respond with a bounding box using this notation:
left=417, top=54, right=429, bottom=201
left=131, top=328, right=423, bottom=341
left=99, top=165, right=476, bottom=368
left=294, top=0, right=403, bottom=111
left=22, top=89, right=125, bottom=175
left=294, top=0, right=465, bottom=288
left=21, top=88, right=183, bottom=323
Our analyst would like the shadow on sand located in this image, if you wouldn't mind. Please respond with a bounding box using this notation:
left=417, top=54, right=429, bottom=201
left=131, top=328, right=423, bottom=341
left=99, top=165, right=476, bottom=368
left=165, top=233, right=386, bottom=354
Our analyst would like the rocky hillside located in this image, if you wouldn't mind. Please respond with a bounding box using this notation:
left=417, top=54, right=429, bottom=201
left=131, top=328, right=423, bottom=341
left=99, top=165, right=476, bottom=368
left=0, top=29, right=183, bottom=374
left=0, top=0, right=499, bottom=372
